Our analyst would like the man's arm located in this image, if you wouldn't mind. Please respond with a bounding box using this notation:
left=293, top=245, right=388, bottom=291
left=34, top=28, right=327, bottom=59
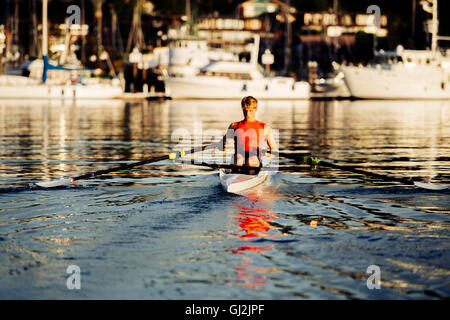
left=265, top=125, right=278, bottom=152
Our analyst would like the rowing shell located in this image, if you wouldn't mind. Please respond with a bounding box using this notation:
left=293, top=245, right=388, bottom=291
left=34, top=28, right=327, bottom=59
left=219, top=168, right=270, bottom=193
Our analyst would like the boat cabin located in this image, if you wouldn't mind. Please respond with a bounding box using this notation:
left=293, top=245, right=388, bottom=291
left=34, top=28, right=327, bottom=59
left=374, top=47, right=449, bottom=69
left=198, top=61, right=264, bottom=80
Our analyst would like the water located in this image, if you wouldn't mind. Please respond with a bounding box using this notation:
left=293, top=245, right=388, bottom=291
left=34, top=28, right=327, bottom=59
left=0, top=99, right=449, bottom=299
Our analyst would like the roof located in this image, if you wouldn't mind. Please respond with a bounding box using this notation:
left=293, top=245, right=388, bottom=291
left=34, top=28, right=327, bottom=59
left=200, top=61, right=263, bottom=75
left=240, top=0, right=295, bottom=18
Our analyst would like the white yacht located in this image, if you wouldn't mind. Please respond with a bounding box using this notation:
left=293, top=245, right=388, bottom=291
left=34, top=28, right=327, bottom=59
left=340, top=0, right=450, bottom=100
left=340, top=47, right=450, bottom=99
left=165, top=38, right=238, bottom=78
left=164, top=36, right=310, bottom=100
left=0, top=73, right=123, bottom=100
left=0, top=58, right=123, bottom=100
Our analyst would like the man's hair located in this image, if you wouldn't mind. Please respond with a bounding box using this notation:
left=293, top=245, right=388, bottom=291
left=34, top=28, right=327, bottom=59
left=241, top=96, right=258, bottom=110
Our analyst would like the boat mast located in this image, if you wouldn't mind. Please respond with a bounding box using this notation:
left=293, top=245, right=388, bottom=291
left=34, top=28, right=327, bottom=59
left=30, top=0, right=41, bottom=57
left=186, top=0, right=191, bottom=34
left=431, top=0, right=438, bottom=52
left=250, top=34, right=260, bottom=65
left=81, top=0, right=86, bottom=65
left=283, top=0, right=291, bottom=75
left=333, top=0, right=339, bottom=61
left=411, top=0, right=416, bottom=48
left=42, top=0, right=48, bottom=57
left=433, top=0, right=450, bottom=45
left=13, top=0, right=19, bottom=67
left=126, top=0, right=144, bottom=53
left=93, top=0, right=104, bottom=66
left=41, top=0, right=49, bottom=83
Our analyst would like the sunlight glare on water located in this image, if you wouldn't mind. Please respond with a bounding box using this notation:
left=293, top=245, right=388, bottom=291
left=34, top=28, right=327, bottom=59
left=0, top=99, right=449, bottom=299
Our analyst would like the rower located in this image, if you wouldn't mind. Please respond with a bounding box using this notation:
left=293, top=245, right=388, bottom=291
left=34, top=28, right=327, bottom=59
left=215, top=96, right=278, bottom=172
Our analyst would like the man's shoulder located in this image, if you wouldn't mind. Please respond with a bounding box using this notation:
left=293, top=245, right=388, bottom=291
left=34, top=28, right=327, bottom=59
left=261, top=122, right=271, bottom=129
left=230, top=121, right=240, bottom=129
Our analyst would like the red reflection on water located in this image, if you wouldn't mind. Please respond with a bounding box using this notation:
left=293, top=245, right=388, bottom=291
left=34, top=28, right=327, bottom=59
left=228, top=187, right=283, bottom=289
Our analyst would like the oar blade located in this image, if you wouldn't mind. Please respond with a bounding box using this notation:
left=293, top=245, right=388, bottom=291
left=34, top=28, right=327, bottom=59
left=35, top=178, right=73, bottom=188
left=414, top=181, right=449, bottom=191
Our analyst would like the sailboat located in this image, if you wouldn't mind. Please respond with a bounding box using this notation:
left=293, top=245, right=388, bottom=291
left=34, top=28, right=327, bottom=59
left=339, top=0, right=450, bottom=100
left=0, top=0, right=123, bottom=99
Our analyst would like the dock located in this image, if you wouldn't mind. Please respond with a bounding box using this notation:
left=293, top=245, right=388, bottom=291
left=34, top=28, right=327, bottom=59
left=117, top=92, right=171, bottom=101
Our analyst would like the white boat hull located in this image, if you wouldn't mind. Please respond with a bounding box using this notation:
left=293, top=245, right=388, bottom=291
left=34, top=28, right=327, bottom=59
left=341, top=65, right=450, bottom=99
left=165, top=76, right=310, bottom=100
left=0, top=84, right=123, bottom=100
left=0, top=75, right=123, bottom=99
left=219, top=168, right=269, bottom=193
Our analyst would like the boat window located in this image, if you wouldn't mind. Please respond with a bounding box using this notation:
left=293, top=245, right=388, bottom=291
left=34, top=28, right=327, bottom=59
left=238, top=73, right=252, bottom=80
left=224, top=73, right=251, bottom=80
left=198, top=71, right=251, bottom=80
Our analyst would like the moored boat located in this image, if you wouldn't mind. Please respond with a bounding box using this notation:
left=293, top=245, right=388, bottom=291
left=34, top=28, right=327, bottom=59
left=340, top=48, right=450, bottom=99
left=164, top=35, right=310, bottom=100
left=0, top=0, right=124, bottom=100
left=339, top=0, right=450, bottom=100
left=0, top=74, right=123, bottom=99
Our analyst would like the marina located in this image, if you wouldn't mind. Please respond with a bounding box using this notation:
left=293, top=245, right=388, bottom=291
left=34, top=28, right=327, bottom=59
left=0, top=0, right=449, bottom=304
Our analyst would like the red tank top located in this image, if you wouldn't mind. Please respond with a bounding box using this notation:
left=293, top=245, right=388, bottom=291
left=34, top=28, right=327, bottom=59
left=232, top=120, right=266, bottom=155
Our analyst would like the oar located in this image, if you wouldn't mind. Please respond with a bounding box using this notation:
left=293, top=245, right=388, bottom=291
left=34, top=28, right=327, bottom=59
left=270, top=151, right=449, bottom=191
left=35, top=144, right=214, bottom=188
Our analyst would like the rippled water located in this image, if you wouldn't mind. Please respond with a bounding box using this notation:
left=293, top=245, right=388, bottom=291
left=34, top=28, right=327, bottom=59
left=0, top=99, right=449, bottom=299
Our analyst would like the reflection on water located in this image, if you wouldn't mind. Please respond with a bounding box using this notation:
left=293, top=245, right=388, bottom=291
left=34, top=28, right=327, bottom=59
left=0, top=99, right=449, bottom=186
left=228, top=187, right=283, bottom=290
left=0, top=98, right=449, bottom=299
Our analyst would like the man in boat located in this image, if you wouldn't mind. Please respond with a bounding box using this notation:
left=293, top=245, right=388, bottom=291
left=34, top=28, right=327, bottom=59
left=215, top=96, right=278, bottom=172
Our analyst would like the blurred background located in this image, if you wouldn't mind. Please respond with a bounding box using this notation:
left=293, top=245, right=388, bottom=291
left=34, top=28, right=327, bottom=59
left=0, top=0, right=449, bottom=97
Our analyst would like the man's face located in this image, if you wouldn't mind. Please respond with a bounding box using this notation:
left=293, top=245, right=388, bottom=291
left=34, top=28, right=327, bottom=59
left=243, top=108, right=256, bottom=117
left=242, top=104, right=257, bottom=117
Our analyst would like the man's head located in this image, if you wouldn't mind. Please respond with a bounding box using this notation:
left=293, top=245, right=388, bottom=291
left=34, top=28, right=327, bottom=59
left=241, top=96, right=258, bottom=120
left=241, top=96, right=258, bottom=111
